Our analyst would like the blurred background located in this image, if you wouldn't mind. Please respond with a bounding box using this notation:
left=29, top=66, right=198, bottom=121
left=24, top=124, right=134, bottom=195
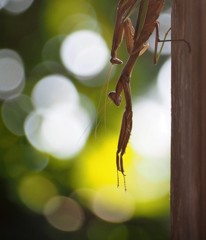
left=0, top=0, right=172, bottom=239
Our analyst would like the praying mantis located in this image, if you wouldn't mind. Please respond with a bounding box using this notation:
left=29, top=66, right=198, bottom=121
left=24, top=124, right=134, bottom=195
left=108, top=0, right=187, bottom=189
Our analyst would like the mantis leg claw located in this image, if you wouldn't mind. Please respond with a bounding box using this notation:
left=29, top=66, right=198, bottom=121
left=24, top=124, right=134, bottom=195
left=110, top=57, right=123, bottom=65
left=108, top=91, right=122, bottom=106
left=108, top=79, right=123, bottom=106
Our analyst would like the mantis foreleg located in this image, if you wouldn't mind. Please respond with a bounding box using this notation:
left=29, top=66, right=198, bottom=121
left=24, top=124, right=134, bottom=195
left=110, top=0, right=138, bottom=64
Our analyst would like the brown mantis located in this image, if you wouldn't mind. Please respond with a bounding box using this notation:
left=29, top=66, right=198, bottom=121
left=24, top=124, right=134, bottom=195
left=108, top=0, right=190, bottom=189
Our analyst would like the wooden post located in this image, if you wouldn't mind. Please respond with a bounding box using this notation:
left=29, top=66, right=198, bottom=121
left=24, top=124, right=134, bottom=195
left=171, top=1, right=206, bottom=239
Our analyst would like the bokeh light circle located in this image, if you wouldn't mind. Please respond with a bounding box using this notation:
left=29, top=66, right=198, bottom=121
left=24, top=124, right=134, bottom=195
left=4, top=144, right=49, bottom=177
left=40, top=105, right=91, bottom=158
left=0, top=0, right=9, bottom=10
left=60, top=30, right=109, bottom=80
left=31, top=75, right=79, bottom=110
left=0, top=49, right=23, bottom=62
left=24, top=111, right=44, bottom=151
left=131, top=99, right=170, bottom=159
left=157, top=58, right=171, bottom=106
left=4, top=0, right=34, bottom=14
left=0, top=58, right=24, bottom=91
left=44, top=196, right=84, bottom=232
left=0, top=53, right=25, bottom=99
left=2, top=94, right=33, bottom=136
left=60, top=13, right=98, bottom=35
left=18, top=175, right=58, bottom=213
left=92, top=186, right=135, bottom=223
left=25, top=74, right=93, bottom=159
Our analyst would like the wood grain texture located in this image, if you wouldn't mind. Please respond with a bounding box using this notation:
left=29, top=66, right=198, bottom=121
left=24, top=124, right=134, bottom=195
left=171, top=1, right=206, bottom=239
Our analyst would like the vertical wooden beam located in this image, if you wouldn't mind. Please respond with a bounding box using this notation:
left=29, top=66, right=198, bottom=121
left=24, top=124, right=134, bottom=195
left=171, top=0, right=206, bottom=239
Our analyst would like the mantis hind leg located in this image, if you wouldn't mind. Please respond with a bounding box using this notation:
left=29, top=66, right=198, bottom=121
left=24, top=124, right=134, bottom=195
left=153, top=22, right=191, bottom=64
left=116, top=109, right=132, bottom=191
left=153, top=22, right=171, bottom=64
left=116, top=148, right=127, bottom=190
left=115, top=79, right=133, bottom=190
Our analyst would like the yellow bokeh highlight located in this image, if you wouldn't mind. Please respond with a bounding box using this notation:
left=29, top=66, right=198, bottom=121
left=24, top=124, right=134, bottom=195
left=71, top=134, right=169, bottom=217
left=126, top=160, right=170, bottom=216
left=72, top=134, right=134, bottom=190
left=18, top=174, right=58, bottom=213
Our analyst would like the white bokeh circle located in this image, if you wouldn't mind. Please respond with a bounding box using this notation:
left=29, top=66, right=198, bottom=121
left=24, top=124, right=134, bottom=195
left=61, top=30, right=109, bottom=80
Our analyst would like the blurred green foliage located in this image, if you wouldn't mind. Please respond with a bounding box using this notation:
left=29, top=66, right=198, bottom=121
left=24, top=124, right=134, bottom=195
left=0, top=1, right=170, bottom=239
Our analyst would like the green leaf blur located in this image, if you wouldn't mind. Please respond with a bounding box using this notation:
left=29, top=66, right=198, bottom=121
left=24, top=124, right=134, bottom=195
left=0, top=1, right=171, bottom=239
